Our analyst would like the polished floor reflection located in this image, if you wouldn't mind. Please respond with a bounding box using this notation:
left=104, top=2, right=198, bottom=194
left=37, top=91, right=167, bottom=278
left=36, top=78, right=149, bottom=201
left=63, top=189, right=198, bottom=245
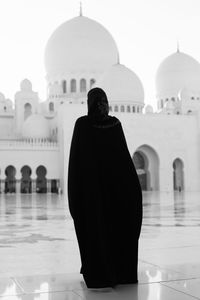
left=0, top=192, right=200, bottom=299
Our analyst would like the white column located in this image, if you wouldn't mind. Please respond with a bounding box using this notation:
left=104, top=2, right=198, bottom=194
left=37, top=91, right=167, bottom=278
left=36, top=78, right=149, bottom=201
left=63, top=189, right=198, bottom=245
left=57, top=179, right=62, bottom=194
left=16, top=180, right=21, bottom=194
left=32, top=179, right=37, bottom=193
left=15, top=169, right=21, bottom=194
left=77, top=78, right=80, bottom=93
left=0, top=179, right=5, bottom=193
left=160, top=164, right=173, bottom=192
left=56, top=179, right=60, bottom=189
left=47, top=179, right=51, bottom=193
left=68, top=79, right=71, bottom=94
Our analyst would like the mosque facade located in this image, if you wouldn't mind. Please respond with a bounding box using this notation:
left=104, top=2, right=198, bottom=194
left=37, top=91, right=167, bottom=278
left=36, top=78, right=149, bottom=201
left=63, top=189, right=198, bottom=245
left=1, top=12, right=200, bottom=194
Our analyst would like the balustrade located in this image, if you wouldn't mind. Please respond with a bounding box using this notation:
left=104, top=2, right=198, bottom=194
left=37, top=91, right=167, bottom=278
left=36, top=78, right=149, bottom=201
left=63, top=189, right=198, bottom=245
left=0, top=139, right=59, bottom=149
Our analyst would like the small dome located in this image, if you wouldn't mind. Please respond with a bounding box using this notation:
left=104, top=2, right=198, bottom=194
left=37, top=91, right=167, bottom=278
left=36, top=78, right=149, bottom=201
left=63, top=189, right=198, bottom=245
left=178, top=87, right=190, bottom=101
left=95, top=63, right=144, bottom=104
left=20, top=79, right=32, bottom=91
left=22, top=114, right=49, bottom=139
left=156, top=51, right=200, bottom=99
left=44, top=16, right=118, bottom=76
left=145, top=105, right=153, bottom=113
left=0, top=92, right=5, bottom=102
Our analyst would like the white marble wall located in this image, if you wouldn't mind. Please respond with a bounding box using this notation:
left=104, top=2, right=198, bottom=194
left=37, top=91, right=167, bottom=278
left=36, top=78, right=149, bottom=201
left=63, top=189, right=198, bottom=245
left=60, top=106, right=200, bottom=193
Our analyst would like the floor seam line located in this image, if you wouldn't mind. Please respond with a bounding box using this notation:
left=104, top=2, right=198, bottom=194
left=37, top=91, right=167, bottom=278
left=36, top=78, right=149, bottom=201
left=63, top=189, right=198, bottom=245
left=160, top=282, right=200, bottom=300
left=72, top=289, right=86, bottom=299
left=139, top=259, right=188, bottom=275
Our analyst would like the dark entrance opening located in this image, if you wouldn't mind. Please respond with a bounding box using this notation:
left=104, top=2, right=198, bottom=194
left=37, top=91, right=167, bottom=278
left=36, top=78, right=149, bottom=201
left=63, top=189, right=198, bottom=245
left=133, top=151, right=147, bottom=190
left=5, top=165, right=16, bottom=193
left=51, top=179, right=58, bottom=193
left=21, top=165, right=32, bottom=193
left=36, top=165, right=47, bottom=193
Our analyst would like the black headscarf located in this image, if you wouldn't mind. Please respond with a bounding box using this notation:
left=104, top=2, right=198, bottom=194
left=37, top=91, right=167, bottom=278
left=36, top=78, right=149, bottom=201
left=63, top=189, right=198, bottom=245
left=87, top=88, right=109, bottom=123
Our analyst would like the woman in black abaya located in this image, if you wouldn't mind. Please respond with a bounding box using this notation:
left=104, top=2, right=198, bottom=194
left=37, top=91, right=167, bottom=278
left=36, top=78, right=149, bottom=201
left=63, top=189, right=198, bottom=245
left=68, top=87, right=143, bottom=288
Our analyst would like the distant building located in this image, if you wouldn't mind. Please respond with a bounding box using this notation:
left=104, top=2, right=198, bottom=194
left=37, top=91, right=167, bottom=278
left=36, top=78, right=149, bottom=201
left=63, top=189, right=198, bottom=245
left=1, top=12, right=200, bottom=194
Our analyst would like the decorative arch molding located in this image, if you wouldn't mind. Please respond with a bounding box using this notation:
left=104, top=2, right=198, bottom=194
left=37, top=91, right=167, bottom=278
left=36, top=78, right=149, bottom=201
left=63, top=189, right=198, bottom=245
left=133, top=144, right=160, bottom=191
left=173, top=157, right=184, bottom=164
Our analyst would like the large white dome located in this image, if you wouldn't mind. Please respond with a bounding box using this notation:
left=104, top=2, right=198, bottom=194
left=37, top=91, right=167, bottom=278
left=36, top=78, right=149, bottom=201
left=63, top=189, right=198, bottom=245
left=95, top=63, right=144, bottom=104
left=156, top=51, right=200, bottom=99
left=22, top=114, right=50, bottom=139
left=44, top=16, right=119, bottom=76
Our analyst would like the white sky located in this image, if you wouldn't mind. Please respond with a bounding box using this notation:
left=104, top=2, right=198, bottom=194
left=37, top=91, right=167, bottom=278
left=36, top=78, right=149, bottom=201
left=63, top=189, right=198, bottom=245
left=0, top=0, right=200, bottom=108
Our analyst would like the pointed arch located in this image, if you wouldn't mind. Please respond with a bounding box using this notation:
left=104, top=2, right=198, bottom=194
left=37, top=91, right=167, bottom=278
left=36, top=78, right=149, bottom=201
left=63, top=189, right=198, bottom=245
left=133, top=144, right=160, bottom=191
left=5, top=165, right=16, bottom=193
left=24, top=103, right=32, bottom=120
left=90, top=79, right=96, bottom=88
left=70, top=79, right=76, bottom=93
left=36, top=165, right=47, bottom=193
left=80, top=78, right=86, bottom=92
left=114, top=105, right=118, bottom=112
left=49, top=102, right=54, bottom=112
left=20, top=165, right=32, bottom=193
left=173, top=158, right=184, bottom=191
left=127, top=105, right=131, bottom=112
left=120, top=105, right=125, bottom=112
left=62, top=80, right=67, bottom=93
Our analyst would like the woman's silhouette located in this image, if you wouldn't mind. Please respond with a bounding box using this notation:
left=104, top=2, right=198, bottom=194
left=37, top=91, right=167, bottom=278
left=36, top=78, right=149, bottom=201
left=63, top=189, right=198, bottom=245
left=68, top=87, right=143, bottom=288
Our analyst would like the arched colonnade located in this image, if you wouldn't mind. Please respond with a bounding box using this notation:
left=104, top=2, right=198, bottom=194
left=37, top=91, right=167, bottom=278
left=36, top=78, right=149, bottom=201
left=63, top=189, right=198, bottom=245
left=132, top=145, right=184, bottom=191
left=1, top=165, right=60, bottom=194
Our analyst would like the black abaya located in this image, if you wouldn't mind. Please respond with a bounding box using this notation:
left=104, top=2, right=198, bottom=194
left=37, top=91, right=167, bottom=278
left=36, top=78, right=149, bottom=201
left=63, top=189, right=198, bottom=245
left=68, top=115, right=143, bottom=288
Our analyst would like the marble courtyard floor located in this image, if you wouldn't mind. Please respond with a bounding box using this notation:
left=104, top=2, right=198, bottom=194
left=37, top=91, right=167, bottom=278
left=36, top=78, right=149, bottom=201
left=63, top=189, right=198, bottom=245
left=0, top=192, right=200, bottom=299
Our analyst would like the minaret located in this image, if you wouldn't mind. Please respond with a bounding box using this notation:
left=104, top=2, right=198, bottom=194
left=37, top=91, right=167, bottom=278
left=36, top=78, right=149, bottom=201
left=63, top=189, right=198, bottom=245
left=79, top=2, right=83, bottom=16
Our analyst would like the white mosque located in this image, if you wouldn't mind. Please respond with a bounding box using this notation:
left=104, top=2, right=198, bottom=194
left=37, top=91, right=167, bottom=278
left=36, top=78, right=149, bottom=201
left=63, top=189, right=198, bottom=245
left=1, top=9, right=200, bottom=195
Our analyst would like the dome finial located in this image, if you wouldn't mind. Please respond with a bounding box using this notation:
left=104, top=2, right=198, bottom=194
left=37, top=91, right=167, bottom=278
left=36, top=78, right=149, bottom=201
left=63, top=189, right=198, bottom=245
left=177, top=39, right=180, bottom=53
left=79, top=1, right=83, bottom=16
